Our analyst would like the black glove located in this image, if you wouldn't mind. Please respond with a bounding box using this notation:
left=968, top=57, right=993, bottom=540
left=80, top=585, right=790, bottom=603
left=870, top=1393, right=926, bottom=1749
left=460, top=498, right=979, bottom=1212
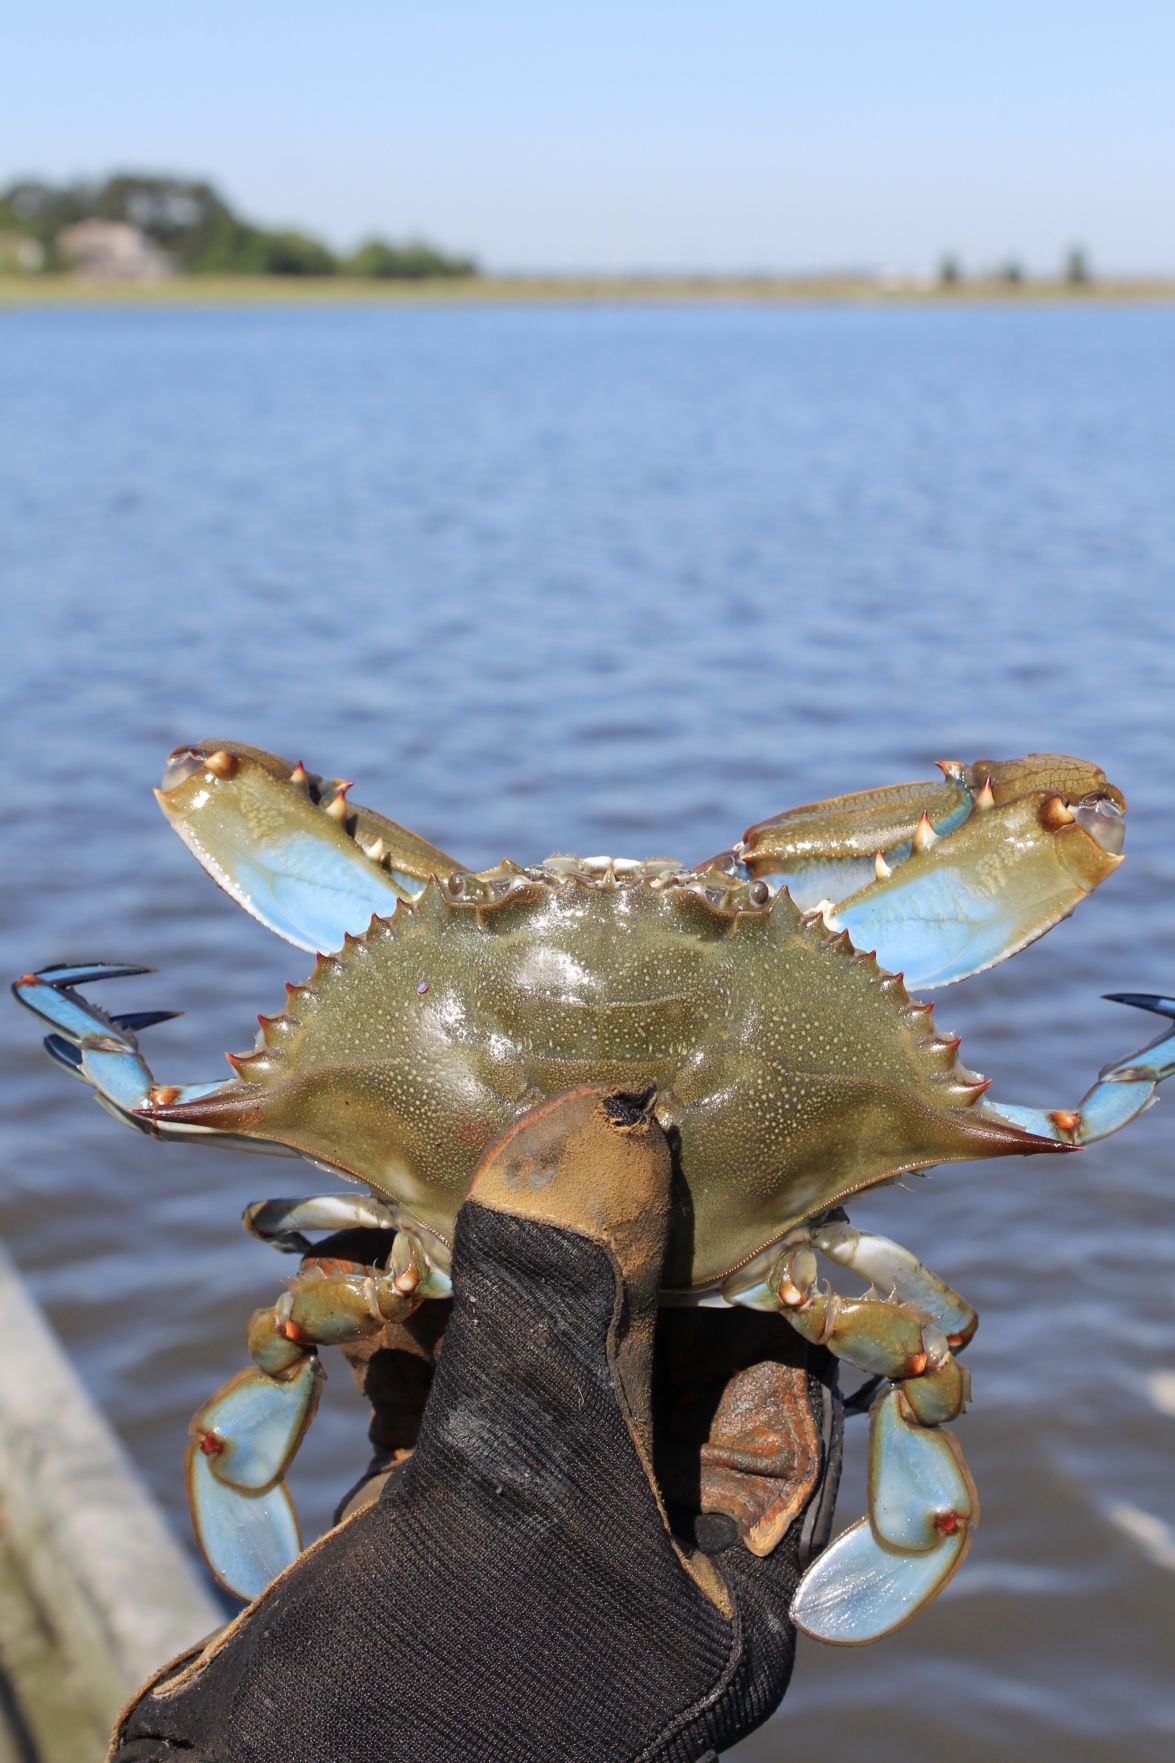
left=111, top=1085, right=840, bottom=1763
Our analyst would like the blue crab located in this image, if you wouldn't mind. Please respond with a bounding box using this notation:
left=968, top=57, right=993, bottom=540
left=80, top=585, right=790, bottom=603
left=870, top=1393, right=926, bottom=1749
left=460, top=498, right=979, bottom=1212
left=13, top=744, right=1174, bottom=1644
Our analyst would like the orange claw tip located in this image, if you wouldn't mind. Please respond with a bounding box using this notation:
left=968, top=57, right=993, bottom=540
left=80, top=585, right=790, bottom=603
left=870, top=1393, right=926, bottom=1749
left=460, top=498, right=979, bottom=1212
left=148, top=1084, right=181, bottom=1107
left=935, top=759, right=965, bottom=780
left=279, top=1319, right=307, bottom=1344
left=1049, top=1108, right=1081, bottom=1136
left=15, top=974, right=40, bottom=988
left=933, top=1511, right=963, bottom=1536
left=197, top=1431, right=225, bottom=1457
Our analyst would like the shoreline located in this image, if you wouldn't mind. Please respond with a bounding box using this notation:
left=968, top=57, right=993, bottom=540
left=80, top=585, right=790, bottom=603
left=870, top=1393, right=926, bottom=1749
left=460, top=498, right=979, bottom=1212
left=3, top=272, right=1175, bottom=308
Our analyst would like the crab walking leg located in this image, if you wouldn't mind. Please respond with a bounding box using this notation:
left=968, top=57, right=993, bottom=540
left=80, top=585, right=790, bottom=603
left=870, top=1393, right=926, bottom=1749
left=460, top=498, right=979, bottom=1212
left=243, top=1193, right=401, bottom=1256
left=241, top=1195, right=456, bottom=1293
left=729, top=1243, right=976, bottom=1643
left=983, top=994, right=1175, bottom=1146
left=188, top=1235, right=429, bottom=1601
left=811, top=1220, right=977, bottom=1348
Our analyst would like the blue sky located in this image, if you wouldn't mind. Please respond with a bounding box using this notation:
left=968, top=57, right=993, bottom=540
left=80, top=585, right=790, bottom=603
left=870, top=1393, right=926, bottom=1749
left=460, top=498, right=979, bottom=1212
left=6, top=2, right=1174, bottom=273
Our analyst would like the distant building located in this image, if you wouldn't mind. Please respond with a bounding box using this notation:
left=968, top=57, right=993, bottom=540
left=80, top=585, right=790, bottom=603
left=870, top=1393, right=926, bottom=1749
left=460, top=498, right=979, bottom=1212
left=56, top=220, right=173, bottom=280
left=0, top=232, right=45, bottom=272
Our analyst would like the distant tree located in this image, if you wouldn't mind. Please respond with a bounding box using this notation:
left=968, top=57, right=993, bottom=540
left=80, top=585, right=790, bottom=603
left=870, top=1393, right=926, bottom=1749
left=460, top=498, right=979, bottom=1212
left=93, top=174, right=234, bottom=265
left=938, top=254, right=961, bottom=287
left=184, top=215, right=270, bottom=274
left=251, top=229, right=337, bottom=276
left=0, top=178, right=92, bottom=263
left=1065, top=245, right=1091, bottom=285
left=82, top=178, right=343, bottom=273
left=1001, top=259, right=1024, bottom=284
left=346, top=235, right=477, bottom=279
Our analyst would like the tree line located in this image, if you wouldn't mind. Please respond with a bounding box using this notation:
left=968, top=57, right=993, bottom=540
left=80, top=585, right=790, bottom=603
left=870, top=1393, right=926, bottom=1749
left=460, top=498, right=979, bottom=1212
left=0, top=173, right=478, bottom=278
left=938, top=247, right=1091, bottom=286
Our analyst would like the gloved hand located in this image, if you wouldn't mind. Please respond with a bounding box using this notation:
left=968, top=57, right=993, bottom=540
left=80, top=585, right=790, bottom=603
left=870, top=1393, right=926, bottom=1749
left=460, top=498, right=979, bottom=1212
left=111, top=1085, right=840, bottom=1763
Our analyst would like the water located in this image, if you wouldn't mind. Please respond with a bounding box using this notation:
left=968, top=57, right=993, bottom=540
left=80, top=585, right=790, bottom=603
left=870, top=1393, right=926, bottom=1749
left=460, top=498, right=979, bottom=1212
left=1, top=301, right=1173, bottom=1759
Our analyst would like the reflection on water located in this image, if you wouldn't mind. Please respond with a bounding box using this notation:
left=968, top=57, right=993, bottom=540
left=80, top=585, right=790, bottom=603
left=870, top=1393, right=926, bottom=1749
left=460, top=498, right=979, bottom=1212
left=1, top=302, right=1173, bottom=1759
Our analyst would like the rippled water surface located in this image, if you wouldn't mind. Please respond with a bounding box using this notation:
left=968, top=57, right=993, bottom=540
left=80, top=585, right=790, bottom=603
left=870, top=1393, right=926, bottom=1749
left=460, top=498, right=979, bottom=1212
left=2, top=302, right=1173, bottom=1759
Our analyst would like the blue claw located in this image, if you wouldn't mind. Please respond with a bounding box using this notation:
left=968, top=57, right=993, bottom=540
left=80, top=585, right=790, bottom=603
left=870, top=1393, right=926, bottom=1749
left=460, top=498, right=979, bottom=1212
left=42, top=1033, right=84, bottom=1073
left=14, top=964, right=235, bottom=1134
left=1104, top=992, right=1175, bottom=1017
left=111, top=1009, right=183, bottom=1032
left=32, top=962, right=155, bottom=985
left=13, top=972, right=136, bottom=1047
left=79, top=1040, right=156, bottom=1114
left=985, top=990, right=1175, bottom=1145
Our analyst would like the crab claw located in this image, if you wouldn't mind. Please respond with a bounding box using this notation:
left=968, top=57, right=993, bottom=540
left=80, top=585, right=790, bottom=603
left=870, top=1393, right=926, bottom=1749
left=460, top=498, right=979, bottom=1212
left=13, top=966, right=235, bottom=1134
left=1103, top=991, right=1175, bottom=1022
left=742, top=757, right=1127, bottom=989
left=983, top=992, right=1175, bottom=1146
left=155, top=742, right=463, bottom=953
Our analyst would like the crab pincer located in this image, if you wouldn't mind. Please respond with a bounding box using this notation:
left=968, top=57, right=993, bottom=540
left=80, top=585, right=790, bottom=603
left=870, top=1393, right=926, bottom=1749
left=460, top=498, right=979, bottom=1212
left=13, top=964, right=231, bottom=1127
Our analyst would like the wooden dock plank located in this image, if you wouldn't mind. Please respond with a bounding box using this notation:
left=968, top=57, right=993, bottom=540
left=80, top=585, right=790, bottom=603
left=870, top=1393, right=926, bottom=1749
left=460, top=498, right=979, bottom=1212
left=0, top=1527, right=109, bottom=1763
left=0, top=1242, right=222, bottom=1744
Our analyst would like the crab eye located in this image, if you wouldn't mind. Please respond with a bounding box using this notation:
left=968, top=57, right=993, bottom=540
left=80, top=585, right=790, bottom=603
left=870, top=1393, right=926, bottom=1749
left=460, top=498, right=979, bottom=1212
left=1038, top=794, right=1077, bottom=832
left=1074, top=792, right=1126, bottom=855
left=160, top=748, right=207, bottom=792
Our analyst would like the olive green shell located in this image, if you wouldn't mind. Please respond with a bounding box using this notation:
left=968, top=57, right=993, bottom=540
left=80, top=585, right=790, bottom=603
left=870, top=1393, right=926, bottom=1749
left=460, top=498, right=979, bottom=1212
left=166, top=859, right=1049, bottom=1289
